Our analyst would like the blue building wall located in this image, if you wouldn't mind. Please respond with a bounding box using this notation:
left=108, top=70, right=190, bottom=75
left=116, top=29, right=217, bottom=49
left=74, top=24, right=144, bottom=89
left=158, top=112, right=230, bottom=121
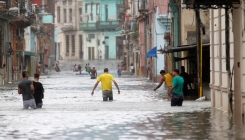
left=83, top=0, right=122, bottom=59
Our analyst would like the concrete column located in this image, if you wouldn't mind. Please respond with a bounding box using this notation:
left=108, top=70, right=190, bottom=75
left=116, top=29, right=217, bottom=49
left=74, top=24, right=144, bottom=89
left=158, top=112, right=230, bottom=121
left=232, top=4, right=243, bottom=124
left=210, top=9, right=215, bottom=107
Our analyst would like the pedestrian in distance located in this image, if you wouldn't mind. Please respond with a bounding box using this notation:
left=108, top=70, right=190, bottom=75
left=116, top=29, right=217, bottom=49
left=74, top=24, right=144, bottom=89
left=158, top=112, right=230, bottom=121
left=90, top=66, right=97, bottom=79
left=18, top=71, right=36, bottom=109
left=33, top=73, right=44, bottom=108
left=87, top=63, right=91, bottom=74
left=146, top=61, right=150, bottom=78
left=168, top=69, right=184, bottom=106
left=130, top=63, right=135, bottom=76
left=91, top=68, right=120, bottom=101
left=78, top=65, right=82, bottom=74
left=117, top=64, right=122, bottom=77
left=153, top=70, right=173, bottom=100
left=180, top=66, right=192, bottom=96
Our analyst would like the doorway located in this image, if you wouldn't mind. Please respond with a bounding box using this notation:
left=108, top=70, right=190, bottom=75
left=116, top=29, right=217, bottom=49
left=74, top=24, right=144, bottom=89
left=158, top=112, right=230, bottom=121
left=88, top=47, right=95, bottom=60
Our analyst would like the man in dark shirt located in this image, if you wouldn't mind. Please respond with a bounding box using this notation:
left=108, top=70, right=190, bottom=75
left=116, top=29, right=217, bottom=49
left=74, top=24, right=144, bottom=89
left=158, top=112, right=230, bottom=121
left=90, top=66, right=97, bottom=79
left=18, top=71, right=36, bottom=109
left=180, top=66, right=192, bottom=96
left=33, top=73, right=44, bottom=108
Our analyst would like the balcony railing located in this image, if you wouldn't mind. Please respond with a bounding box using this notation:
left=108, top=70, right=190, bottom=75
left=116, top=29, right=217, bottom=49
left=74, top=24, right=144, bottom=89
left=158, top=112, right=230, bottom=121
left=138, top=0, right=148, bottom=13
left=79, top=23, right=97, bottom=30
left=97, top=21, right=119, bottom=30
left=61, top=23, right=74, bottom=31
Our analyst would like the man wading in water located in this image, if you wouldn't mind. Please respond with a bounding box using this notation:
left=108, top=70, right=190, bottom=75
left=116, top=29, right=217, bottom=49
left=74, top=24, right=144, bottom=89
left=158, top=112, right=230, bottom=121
left=91, top=68, right=120, bottom=101
left=18, top=71, right=36, bottom=109
left=90, top=66, right=97, bottom=79
left=154, top=70, right=173, bottom=100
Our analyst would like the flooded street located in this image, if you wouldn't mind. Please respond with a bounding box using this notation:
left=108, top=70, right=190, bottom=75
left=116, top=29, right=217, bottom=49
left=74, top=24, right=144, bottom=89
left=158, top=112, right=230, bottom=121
left=0, top=61, right=244, bottom=140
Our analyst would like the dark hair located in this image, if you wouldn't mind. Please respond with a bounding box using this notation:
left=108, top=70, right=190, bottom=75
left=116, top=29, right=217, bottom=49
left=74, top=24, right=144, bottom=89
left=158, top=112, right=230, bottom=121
left=173, top=69, right=180, bottom=74
left=34, top=73, right=40, bottom=78
left=160, top=70, right=166, bottom=74
left=22, top=71, right=27, bottom=78
left=181, top=66, right=185, bottom=70
left=104, top=68, right=109, bottom=72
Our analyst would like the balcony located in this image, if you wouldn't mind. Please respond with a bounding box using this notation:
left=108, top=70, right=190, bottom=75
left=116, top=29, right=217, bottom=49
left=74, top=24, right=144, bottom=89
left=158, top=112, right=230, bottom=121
left=79, top=23, right=97, bottom=31
left=138, top=0, right=148, bottom=14
left=61, top=23, right=74, bottom=31
left=97, top=21, right=119, bottom=30
left=182, top=0, right=240, bottom=8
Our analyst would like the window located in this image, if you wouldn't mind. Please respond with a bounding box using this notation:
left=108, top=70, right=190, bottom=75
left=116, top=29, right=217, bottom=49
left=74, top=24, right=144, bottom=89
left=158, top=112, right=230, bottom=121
left=88, top=34, right=95, bottom=39
left=79, top=8, right=82, bottom=22
left=96, top=4, right=99, bottom=15
left=66, top=35, right=69, bottom=53
left=105, top=5, right=108, bottom=21
left=85, top=4, right=88, bottom=13
left=72, top=35, right=75, bottom=53
left=79, top=35, right=83, bottom=53
left=69, top=9, right=72, bottom=22
left=63, top=0, right=66, bottom=5
left=64, top=9, right=67, bottom=23
left=57, top=7, right=60, bottom=23
left=68, top=0, right=72, bottom=5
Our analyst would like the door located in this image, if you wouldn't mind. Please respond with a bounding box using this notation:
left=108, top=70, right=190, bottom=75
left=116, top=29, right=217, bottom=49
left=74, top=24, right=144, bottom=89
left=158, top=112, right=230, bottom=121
left=88, top=47, right=95, bottom=60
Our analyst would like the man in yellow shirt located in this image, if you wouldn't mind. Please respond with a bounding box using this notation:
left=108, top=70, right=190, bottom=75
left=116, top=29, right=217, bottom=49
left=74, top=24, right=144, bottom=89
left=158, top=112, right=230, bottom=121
left=91, top=68, right=120, bottom=101
left=154, top=70, right=173, bottom=99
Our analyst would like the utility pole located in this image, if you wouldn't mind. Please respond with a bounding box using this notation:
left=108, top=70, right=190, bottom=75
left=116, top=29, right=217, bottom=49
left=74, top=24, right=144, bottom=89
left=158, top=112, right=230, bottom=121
left=195, top=9, right=203, bottom=97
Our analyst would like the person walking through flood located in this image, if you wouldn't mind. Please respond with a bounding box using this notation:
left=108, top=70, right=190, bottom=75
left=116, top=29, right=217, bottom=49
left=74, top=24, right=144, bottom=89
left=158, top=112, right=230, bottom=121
left=87, top=63, right=91, bottom=74
left=91, top=68, right=120, bottom=101
left=33, top=73, right=44, bottom=108
left=117, top=64, right=122, bottom=76
left=153, top=70, right=173, bottom=100
left=18, top=71, right=36, bottom=109
left=130, top=63, right=135, bottom=76
left=90, top=66, right=97, bottom=79
left=78, top=65, right=82, bottom=74
left=168, top=69, right=184, bottom=106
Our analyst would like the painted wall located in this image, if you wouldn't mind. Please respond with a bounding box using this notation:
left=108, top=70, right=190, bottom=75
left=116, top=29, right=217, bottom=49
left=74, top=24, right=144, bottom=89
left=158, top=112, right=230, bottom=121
left=210, top=8, right=245, bottom=113
left=153, top=8, right=166, bottom=75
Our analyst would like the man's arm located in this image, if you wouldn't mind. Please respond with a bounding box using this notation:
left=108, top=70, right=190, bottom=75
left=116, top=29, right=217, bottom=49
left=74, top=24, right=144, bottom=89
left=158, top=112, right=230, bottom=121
left=30, top=84, right=34, bottom=92
left=154, top=76, right=165, bottom=91
left=18, top=88, right=22, bottom=94
left=113, top=80, right=120, bottom=94
left=91, top=81, right=100, bottom=96
left=168, top=86, right=175, bottom=97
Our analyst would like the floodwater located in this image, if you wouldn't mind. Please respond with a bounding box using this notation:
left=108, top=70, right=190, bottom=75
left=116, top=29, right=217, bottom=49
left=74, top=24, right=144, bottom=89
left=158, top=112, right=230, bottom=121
left=0, top=66, right=244, bottom=139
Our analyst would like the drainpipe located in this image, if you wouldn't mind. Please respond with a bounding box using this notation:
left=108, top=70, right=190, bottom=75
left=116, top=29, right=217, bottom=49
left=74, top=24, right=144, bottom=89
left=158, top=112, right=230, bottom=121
left=232, top=4, right=242, bottom=125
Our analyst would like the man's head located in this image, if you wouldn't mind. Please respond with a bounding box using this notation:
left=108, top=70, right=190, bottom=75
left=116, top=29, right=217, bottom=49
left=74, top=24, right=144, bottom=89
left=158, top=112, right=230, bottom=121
left=34, top=73, right=40, bottom=80
left=93, top=66, right=95, bottom=69
left=160, top=70, right=166, bottom=76
left=181, top=66, right=185, bottom=72
left=22, top=71, right=28, bottom=78
left=172, top=69, right=180, bottom=76
left=104, top=68, right=109, bottom=73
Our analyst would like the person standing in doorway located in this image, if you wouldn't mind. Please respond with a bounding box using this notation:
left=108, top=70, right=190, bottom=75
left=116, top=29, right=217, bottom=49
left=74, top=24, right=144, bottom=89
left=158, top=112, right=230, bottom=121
left=18, top=71, right=36, bottom=109
left=80, top=51, right=84, bottom=60
left=99, top=50, right=102, bottom=61
left=168, top=69, right=184, bottom=106
left=180, top=66, right=192, bottom=96
left=153, top=70, right=173, bottom=99
left=91, top=68, right=120, bottom=101
left=146, top=61, right=150, bottom=78
left=33, top=73, right=44, bottom=108
left=90, top=66, right=97, bottom=79
left=78, top=65, right=82, bottom=74
left=130, top=63, right=135, bottom=76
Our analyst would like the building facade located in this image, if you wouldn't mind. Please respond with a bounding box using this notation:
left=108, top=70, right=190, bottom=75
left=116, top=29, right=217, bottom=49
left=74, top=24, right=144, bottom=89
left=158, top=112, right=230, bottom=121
left=79, top=0, right=123, bottom=60
left=55, top=0, right=83, bottom=60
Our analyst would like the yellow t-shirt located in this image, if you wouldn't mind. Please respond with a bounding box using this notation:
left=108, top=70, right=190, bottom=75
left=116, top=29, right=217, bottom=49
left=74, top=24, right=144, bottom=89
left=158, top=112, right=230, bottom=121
left=97, top=73, right=115, bottom=91
left=164, top=73, right=173, bottom=87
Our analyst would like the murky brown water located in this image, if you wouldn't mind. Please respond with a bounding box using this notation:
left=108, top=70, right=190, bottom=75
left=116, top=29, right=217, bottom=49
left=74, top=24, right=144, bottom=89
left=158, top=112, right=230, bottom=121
left=0, top=61, right=244, bottom=139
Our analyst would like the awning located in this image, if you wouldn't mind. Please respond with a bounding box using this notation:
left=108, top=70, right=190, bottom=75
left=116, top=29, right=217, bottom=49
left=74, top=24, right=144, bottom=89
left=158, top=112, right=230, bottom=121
left=147, top=47, right=157, bottom=58
left=158, top=44, right=210, bottom=54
